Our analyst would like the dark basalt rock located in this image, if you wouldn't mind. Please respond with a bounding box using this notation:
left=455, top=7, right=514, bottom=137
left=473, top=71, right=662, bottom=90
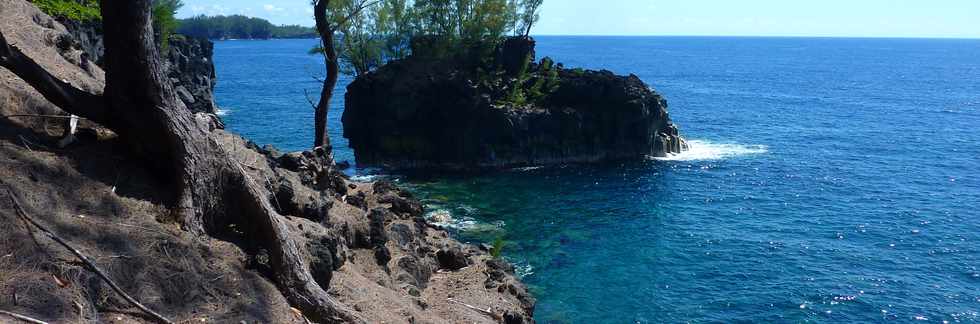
left=343, top=37, right=688, bottom=170
left=163, top=36, right=218, bottom=114
left=395, top=255, right=434, bottom=289
left=272, top=174, right=332, bottom=222
left=60, top=20, right=219, bottom=115
left=503, top=310, right=531, bottom=324
left=435, top=245, right=470, bottom=270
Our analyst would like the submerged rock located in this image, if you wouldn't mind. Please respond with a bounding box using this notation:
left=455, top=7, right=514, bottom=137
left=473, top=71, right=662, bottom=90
left=343, top=36, right=687, bottom=170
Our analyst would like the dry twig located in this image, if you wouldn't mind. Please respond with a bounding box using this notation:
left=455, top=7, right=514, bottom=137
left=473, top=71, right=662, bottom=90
left=447, top=298, right=502, bottom=321
left=17, top=135, right=34, bottom=153
left=3, top=186, right=174, bottom=324
left=0, top=310, right=49, bottom=324
left=1, top=114, right=79, bottom=120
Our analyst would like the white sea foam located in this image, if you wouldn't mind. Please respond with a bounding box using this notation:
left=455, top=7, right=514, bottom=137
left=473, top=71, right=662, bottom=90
left=425, top=207, right=504, bottom=233
left=215, top=108, right=230, bottom=116
left=425, top=208, right=476, bottom=230
left=515, top=263, right=534, bottom=278
left=650, top=140, right=768, bottom=161
left=511, top=166, right=544, bottom=172
left=350, top=174, right=386, bottom=182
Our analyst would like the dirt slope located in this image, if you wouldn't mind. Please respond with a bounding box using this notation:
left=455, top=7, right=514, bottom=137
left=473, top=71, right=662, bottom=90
left=0, top=1, right=534, bottom=323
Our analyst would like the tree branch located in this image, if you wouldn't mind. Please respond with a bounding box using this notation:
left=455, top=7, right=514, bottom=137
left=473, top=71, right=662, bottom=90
left=0, top=30, right=109, bottom=127
left=0, top=310, right=49, bottom=324
left=339, top=0, right=380, bottom=27
left=3, top=186, right=174, bottom=324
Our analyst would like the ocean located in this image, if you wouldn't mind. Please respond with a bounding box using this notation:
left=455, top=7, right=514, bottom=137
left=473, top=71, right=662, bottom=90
left=213, top=36, right=980, bottom=323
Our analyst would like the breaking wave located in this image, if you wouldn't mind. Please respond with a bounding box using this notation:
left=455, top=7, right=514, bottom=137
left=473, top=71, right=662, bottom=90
left=651, top=140, right=768, bottom=161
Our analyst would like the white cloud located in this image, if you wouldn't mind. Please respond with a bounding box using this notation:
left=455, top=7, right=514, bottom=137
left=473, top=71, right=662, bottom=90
left=263, top=4, right=285, bottom=12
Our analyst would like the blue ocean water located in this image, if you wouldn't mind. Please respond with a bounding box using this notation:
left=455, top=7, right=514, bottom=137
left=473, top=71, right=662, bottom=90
left=213, top=37, right=980, bottom=323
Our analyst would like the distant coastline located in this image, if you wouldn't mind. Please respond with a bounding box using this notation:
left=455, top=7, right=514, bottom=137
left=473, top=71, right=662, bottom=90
left=178, top=15, right=317, bottom=40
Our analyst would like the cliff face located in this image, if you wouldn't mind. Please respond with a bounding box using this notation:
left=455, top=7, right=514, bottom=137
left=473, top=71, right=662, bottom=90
left=343, top=37, right=687, bottom=170
left=163, top=36, right=218, bottom=114
left=60, top=20, right=219, bottom=114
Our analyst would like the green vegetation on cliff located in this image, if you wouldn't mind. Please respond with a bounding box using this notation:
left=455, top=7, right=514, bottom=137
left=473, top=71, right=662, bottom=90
left=30, top=0, right=183, bottom=49
left=177, top=15, right=317, bottom=39
left=152, top=0, right=183, bottom=49
left=29, top=0, right=100, bottom=21
left=320, top=0, right=545, bottom=78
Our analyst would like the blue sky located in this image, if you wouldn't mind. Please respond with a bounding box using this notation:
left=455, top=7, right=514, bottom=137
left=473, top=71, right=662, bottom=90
left=178, top=0, right=980, bottom=38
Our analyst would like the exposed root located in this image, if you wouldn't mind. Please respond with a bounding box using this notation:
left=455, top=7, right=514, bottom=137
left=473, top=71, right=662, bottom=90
left=230, top=163, right=365, bottom=323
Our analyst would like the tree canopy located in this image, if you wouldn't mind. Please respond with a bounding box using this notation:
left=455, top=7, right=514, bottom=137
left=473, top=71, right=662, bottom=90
left=322, top=0, right=546, bottom=78
left=152, top=0, right=183, bottom=49
left=176, top=15, right=318, bottom=40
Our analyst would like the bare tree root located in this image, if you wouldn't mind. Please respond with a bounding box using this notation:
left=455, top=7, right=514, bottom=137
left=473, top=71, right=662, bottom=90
left=228, top=164, right=364, bottom=324
left=3, top=186, right=174, bottom=324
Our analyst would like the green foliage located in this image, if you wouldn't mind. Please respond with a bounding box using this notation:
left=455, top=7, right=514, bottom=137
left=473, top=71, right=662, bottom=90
left=29, top=0, right=101, bottom=21
left=540, top=56, right=561, bottom=93
left=490, top=236, right=506, bottom=259
left=337, top=1, right=386, bottom=76
left=272, top=25, right=318, bottom=38
left=176, top=15, right=280, bottom=39
left=516, top=0, right=543, bottom=37
left=503, top=52, right=532, bottom=105
left=409, top=0, right=520, bottom=57
left=501, top=55, right=562, bottom=106
left=152, top=0, right=183, bottom=50
left=311, top=0, right=546, bottom=76
left=374, top=0, right=414, bottom=60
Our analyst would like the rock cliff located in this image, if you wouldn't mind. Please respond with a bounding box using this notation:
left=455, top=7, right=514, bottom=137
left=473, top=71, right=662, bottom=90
left=343, top=37, right=687, bottom=170
left=60, top=19, right=219, bottom=114
left=163, top=36, right=218, bottom=114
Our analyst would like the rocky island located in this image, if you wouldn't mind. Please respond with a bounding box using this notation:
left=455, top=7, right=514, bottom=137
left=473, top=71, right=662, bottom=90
left=343, top=37, right=688, bottom=170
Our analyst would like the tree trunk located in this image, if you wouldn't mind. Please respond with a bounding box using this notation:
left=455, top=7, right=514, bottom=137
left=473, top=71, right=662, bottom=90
left=2, top=1, right=360, bottom=322
left=313, top=0, right=339, bottom=151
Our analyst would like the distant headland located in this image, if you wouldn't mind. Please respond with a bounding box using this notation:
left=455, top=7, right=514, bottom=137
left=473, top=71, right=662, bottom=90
left=178, top=15, right=317, bottom=40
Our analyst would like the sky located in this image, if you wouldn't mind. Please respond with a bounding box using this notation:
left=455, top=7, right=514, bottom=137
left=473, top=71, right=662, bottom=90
left=177, top=0, right=980, bottom=39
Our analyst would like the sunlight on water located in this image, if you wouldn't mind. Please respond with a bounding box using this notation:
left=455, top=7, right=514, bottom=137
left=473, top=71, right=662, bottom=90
left=650, top=139, right=768, bottom=161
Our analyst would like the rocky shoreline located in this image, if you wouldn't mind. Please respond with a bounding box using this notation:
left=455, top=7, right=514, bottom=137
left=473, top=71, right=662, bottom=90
left=343, top=37, right=688, bottom=170
left=0, top=1, right=533, bottom=322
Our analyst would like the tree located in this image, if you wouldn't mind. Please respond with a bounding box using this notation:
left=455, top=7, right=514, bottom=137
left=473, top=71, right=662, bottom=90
left=337, top=2, right=384, bottom=76
left=0, top=1, right=359, bottom=322
left=152, top=0, right=183, bottom=50
left=374, top=0, right=413, bottom=60
left=517, top=0, right=542, bottom=38
left=311, top=0, right=377, bottom=150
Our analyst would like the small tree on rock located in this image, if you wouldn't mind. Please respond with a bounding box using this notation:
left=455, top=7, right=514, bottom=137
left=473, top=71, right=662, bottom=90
left=310, top=0, right=378, bottom=151
left=518, top=0, right=543, bottom=38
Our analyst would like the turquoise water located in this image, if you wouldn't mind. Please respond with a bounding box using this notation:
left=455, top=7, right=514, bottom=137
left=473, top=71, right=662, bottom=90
left=213, top=37, right=980, bottom=323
